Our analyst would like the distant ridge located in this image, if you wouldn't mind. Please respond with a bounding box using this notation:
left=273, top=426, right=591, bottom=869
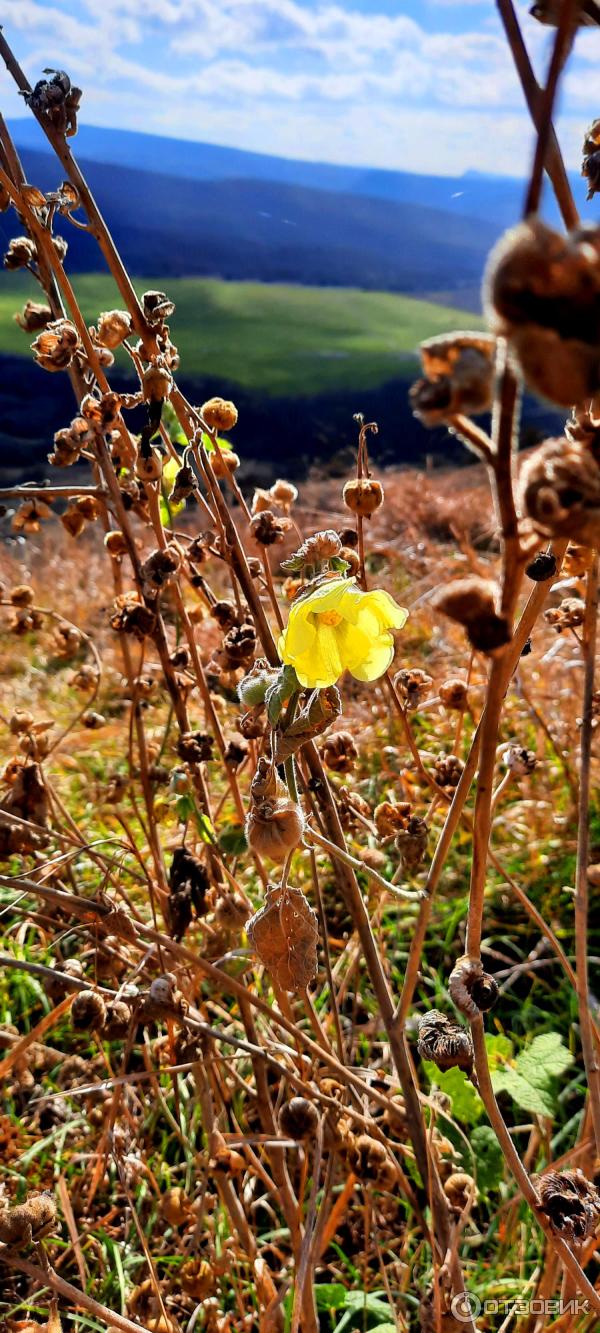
left=2, top=145, right=500, bottom=301
left=9, top=119, right=587, bottom=233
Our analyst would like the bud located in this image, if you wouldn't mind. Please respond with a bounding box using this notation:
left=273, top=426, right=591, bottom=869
left=342, top=477, right=383, bottom=517
left=201, top=397, right=238, bottom=431
left=237, top=660, right=279, bottom=707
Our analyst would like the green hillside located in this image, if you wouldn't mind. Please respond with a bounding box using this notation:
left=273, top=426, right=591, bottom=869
left=0, top=273, right=484, bottom=397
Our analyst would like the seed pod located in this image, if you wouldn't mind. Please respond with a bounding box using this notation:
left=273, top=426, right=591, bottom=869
left=410, top=331, right=496, bottom=425
left=448, top=955, right=498, bottom=1018
left=211, top=448, right=240, bottom=478
left=32, top=319, right=78, bottom=371
left=10, top=585, right=35, bottom=607
left=537, top=1169, right=600, bottom=1243
left=545, top=596, right=586, bottom=631
left=135, top=449, right=163, bottom=482
left=484, top=218, right=600, bottom=406
left=374, top=800, right=412, bottom=838
left=141, top=545, right=181, bottom=595
left=4, top=237, right=37, bottom=270
left=505, top=745, right=536, bottom=776
left=439, top=677, right=469, bottom=711
left=245, top=796, right=304, bottom=862
left=249, top=509, right=288, bottom=545
left=345, top=1133, right=397, bottom=1189
left=60, top=505, right=86, bottom=538
left=104, top=530, right=129, bottom=557
left=444, top=1172, right=477, bottom=1213
left=321, top=729, right=358, bottom=773
left=81, top=391, right=121, bottom=432
left=432, top=577, right=510, bottom=654
left=434, top=753, right=464, bottom=790
left=342, top=477, right=384, bottom=517
left=201, top=397, right=238, bottom=431
left=520, top=435, right=600, bottom=548
left=96, top=309, right=132, bottom=348
left=142, top=289, right=176, bottom=323
left=0, top=1192, right=57, bottom=1246
left=143, top=364, right=173, bottom=401
left=70, top=989, right=107, bottom=1031
left=104, top=999, right=132, bottom=1039
left=269, top=478, right=298, bottom=512
left=279, top=1097, right=320, bottom=1140
left=416, top=1009, right=474, bottom=1073
left=394, top=667, right=433, bottom=710
left=109, top=593, right=157, bottom=641
left=526, top=551, right=558, bottom=581
left=395, top=815, right=428, bottom=871
left=177, top=731, right=214, bottom=763
left=15, top=300, right=53, bottom=332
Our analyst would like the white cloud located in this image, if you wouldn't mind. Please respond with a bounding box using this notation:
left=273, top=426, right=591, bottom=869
left=0, top=0, right=596, bottom=178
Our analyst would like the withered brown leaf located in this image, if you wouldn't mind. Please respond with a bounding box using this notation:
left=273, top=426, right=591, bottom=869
left=246, top=885, right=318, bottom=992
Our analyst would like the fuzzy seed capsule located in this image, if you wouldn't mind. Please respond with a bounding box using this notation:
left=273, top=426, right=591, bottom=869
left=342, top=477, right=384, bottom=517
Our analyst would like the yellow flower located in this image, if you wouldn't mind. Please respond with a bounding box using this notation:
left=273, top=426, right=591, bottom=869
left=278, top=577, right=408, bottom=689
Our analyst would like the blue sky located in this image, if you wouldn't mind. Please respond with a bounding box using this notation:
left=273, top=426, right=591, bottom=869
left=0, top=0, right=598, bottom=176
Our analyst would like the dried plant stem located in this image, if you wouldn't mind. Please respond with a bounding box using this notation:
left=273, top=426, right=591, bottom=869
left=495, top=0, right=579, bottom=229
left=523, top=0, right=581, bottom=219
left=470, top=1017, right=600, bottom=1315
left=0, top=1252, right=155, bottom=1333
left=574, top=552, right=600, bottom=1156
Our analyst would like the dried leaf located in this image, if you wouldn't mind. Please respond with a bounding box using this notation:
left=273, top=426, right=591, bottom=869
left=247, top=886, right=318, bottom=992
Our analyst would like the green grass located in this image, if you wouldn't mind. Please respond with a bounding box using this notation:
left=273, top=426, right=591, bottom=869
left=0, top=272, right=484, bottom=396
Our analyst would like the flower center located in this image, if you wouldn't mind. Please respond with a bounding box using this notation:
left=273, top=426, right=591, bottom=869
left=318, top=610, right=343, bottom=627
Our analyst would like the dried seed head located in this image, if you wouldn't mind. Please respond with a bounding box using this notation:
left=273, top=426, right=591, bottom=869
left=32, top=319, right=78, bottom=371
left=537, top=1169, right=600, bottom=1243
left=279, top=1097, right=320, bottom=1140
left=520, top=435, right=600, bottom=547
left=4, top=237, right=37, bottom=270
left=110, top=593, right=157, bottom=641
left=281, top=529, right=342, bottom=573
left=484, top=219, right=600, bottom=406
left=321, top=729, right=358, bottom=773
left=210, top=447, right=240, bottom=478
left=143, top=364, right=173, bottom=401
left=434, top=753, right=464, bottom=790
left=220, top=621, right=257, bottom=667
left=249, top=509, right=289, bottom=545
left=395, top=815, right=428, bottom=870
left=448, top=955, right=498, bottom=1018
left=432, top=577, right=510, bottom=654
left=15, top=300, right=53, bottom=332
left=245, top=797, right=304, bottom=862
left=141, top=545, right=181, bottom=596
left=269, top=478, right=298, bottom=512
left=525, top=551, right=558, bottom=582
left=60, top=505, right=86, bottom=538
left=201, top=397, right=238, bottom=431
left=81, top=391, right=121, bottom=432
left=177, top=731, right=214, bottom=764
left=159, top=1186, right=192, bottom=1227
left=394, top=667, right=433, bottom=710
left=10, top=584, right=35, bottom=607
left=410, top=331, right=496, bottom=425
left=444, top=1171, right=477, bottom=1212
left=95, top=309, right=132, bottom=349
left=0, top=1192, right=57, bottom=1246
left=505, top=745, right=537, bottom=776
left=545, top=596, right=586, bottom=631
left=439, top=677, right=469, bottom=711
left=342, top=477, right=384, bottom=517
left=104, top=530, right=129, bottom=558
left=247, top=883, right=318, bottom=991
left=564, top=542, right=593, bottom=576
left=135, top=449, right=163, bottom=482
left=70, top=989, right=107, bottom=1031
left=416, top=1009, right=474, bottom=1073
left=104, top=999, right=132, bottom=1039
left=583, top=119, right=600, bottom=201
left=374, top=800, right=412, bottom=838
left=142, top=290, right=176, bottom=323
left=345, top=1133, right=397, bottom=1189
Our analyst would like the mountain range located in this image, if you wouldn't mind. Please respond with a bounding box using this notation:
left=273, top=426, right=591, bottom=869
left=6, top=119, right=590, bottom=304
